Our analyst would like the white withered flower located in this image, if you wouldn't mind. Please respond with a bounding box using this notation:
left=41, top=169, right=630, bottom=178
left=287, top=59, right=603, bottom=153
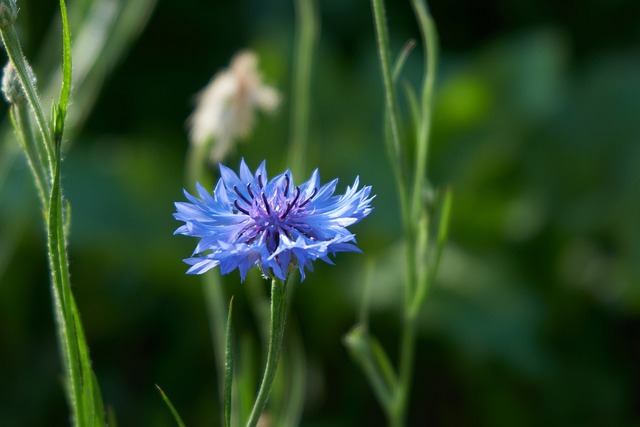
left=188, top=50, right=280, bottom=162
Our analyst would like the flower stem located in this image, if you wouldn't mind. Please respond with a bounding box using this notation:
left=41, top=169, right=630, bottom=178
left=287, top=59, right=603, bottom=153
left=246, top=278, right=288, bottom=427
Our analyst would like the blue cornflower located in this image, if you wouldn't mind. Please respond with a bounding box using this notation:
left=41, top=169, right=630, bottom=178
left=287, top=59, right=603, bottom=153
left=174, top=159, right=374, bottom=281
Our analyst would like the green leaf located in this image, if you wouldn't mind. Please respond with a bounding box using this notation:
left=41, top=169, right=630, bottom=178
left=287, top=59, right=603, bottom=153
left=58, top=0, right=72, bottom=121
left=47, top=136, right=83, bottom=424
left=71, top=295, right=105, bottom=426
left=45, top=15, right=105, bottom=420
left=8, top=103, right=49, bottom=203
left=433, top=186, right=453, bottom=278
left=344, top=324, right=396, bottom=411
left=156, top=385, right=187, bottom=427
left=402, top=81, right=421, bottom=146
left=358, top=259, right=376, bottom=327
left=392, top=39, right=416, bottom=83
left=409, top=186, right=453, bottom=316
left=0, top=24, right=55, bottom=161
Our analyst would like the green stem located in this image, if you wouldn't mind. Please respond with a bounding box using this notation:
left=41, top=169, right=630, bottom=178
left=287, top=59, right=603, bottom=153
left=370, top=0, right=410, bottom=233
left=391, top=310, right=417, bottom=427
left=397, top=5, right=438, bottom=422
left=287, top=0, right=317, bottom=178
left=368, top=2, right=439, bottom=427
left=409, top=0, right=437, bottom=223
left=246, top=278, right=288, bottom=427
left=0, top=25, right=55, bottom=176
left=9, top=104, right=49, bottom=204
left=47, top=141, right=83, bottom=425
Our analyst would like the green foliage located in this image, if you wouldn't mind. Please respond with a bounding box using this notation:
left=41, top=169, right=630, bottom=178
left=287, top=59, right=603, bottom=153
left=1, top=0, right=639, bottom=426
left=156, top=385, right=187, bottom=427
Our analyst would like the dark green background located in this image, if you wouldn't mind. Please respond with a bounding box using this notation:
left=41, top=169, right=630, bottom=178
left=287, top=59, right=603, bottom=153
left=1, top=0, right=639, bottom=425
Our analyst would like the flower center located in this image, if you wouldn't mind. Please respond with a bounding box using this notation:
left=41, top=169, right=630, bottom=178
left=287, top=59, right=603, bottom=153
left=232, top=174, right=317, bottom=252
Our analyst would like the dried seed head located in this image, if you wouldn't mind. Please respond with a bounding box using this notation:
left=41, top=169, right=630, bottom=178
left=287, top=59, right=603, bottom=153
left=2, top=62, right=22, bottom=105
left=2, top=60, right=35, bottom=106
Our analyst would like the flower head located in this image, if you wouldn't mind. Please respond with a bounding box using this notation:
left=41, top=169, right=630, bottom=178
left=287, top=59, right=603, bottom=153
left=174, top=160, right=374, bottom=281
left=187, top=50, right=280, bottom=162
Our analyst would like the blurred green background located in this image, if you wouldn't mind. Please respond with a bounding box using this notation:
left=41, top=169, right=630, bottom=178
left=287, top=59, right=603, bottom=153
left=1, top=0, right=639, bottom=425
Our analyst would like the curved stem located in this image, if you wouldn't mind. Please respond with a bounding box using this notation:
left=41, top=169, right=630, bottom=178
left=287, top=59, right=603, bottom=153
left=0, top=25, right=55, bottom=177
left=409, top=0, right=438, bottom=223
left=246, top=278, right=288, bottom=427
left=9, top=104, right=49, bottom=204
left=370, top=0, right=410, bottom=235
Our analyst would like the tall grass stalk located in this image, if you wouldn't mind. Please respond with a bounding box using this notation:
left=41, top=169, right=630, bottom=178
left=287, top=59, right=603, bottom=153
left=345, top=1, right=451, bottom=426
left=1, top=0, right=106, bottom=424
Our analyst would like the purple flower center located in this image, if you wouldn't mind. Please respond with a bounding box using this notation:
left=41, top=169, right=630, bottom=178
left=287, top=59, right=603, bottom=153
left=232, top=174, right=317, bottom=253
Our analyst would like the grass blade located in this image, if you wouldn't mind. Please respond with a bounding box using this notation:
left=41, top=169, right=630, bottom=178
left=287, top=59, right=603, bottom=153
left=156, top=385, right=187, bottom=427
left=58, top=0, right=72, bottom=120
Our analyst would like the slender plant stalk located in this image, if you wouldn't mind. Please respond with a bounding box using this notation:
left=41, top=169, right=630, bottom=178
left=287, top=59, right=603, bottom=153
left=0, top=25, right=55, bottom=175
left=156, top=386, right=187, bottom=427
left=8, top=104, right=49, bottom=203
left=365, top=1, right=441, bottom=426
left=246, top=278, right=288, bottom=427
left=287, top=0, right=317, bottom=178
left=369, top=3, right=417, bottom=423
left=409, top=0, right=438, bottom=223
left=399, top=6, right=438, bottom=422
left=2, top=1, right=106, bottom=424
left=370, top=0, right=410, bottom=234
left=48, top=138, right=83, bottom=423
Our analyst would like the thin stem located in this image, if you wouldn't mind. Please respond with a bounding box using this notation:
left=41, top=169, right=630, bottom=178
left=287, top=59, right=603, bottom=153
left=9, top=104, right=49, bottom=204
left=386, top=223, right=419, bottom=427
left=409, top=0, right=438, bottom=223
left=396, top=3, right=439, bottom=426
left=390, top=313, right=417, bottom=427
left=246, top=278, right=288, bottom=427
left=370, top=0, right=410, bottom=233
left=287, top=0, right=318, bottom=179
left=368, top=2, right=439, bottom=426
left=0, top=25, right=55, bottom=176
left=370, top=1, right=418, bottom=425
left=47, top=141, right=83, bottom=425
